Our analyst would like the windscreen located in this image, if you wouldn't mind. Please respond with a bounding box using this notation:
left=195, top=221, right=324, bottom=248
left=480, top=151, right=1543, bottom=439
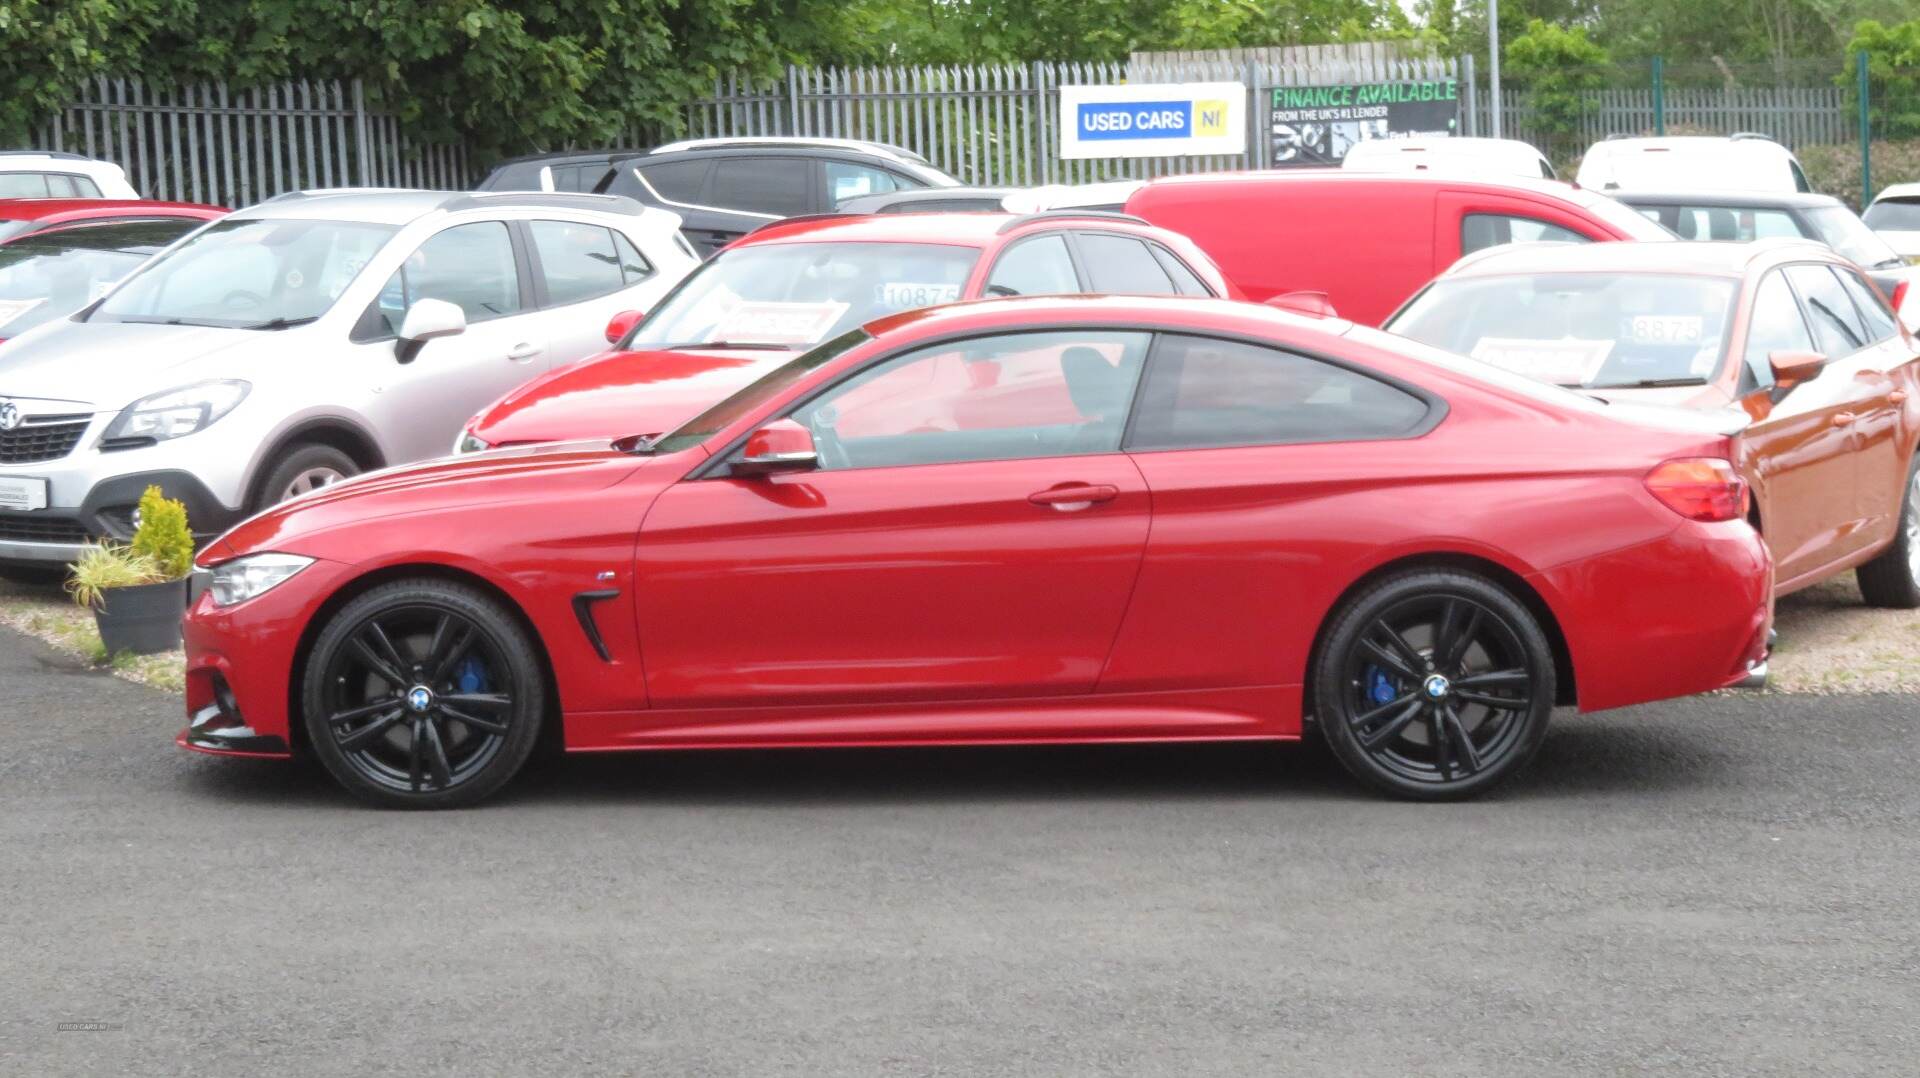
left=1805, top=205, right=1905, bottom=270
left=0, top=220, right=200, bottom=338
left=1387, top=272, right=1737, bottom=389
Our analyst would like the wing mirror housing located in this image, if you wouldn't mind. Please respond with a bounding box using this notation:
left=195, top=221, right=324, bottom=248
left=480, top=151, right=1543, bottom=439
left=605, top=308, right=646, bottom=345
left=1768, top=349, right=1827, bottom=390
left=1266, top=290, right=1338, bottom=319
left=395, top=298, right=466, bottom=364
left=732, top=419, right=819, bottom=477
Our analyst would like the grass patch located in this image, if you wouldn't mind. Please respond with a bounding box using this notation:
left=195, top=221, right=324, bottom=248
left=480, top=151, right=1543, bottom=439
left=0, top=576, right=185, bottom=694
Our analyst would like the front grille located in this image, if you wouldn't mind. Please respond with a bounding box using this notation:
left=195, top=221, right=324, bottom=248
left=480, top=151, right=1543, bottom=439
left=0, top=415, right=89, bottom=464
left=0, top=513, right=88, bottom=544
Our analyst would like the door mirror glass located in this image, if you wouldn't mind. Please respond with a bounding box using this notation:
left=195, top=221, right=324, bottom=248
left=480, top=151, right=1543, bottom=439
left=605, top=308, right=646, bottom=345
left=399, top=297, right=467, bottom=342
left=1768, top=349, right=1827, bottom=389
left=733, top=418, right=818, bottom=477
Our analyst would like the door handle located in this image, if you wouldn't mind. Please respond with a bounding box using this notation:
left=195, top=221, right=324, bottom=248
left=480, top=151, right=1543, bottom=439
left=1028, top=484, right=1119, bottom=512
left=507, top=343, right=542, bottom=362
left=1833, top=412, right=1857, bottom=426
left=1890, top=391, right=1908, bottom=404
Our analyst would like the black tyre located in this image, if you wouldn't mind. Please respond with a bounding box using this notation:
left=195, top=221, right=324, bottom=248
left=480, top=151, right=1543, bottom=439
left=253, top=443, right=358, bottom=512
left=1314, top=570, right=1556, bottom=801
left=301, top=579, right=547, bottom=809
left=1856, top=455, right=1920, bottom=610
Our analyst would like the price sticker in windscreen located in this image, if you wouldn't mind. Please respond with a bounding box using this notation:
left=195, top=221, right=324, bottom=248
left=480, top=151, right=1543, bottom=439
left=1628, top=315, right=1703, bottom=344
left=874, top=282, right=962, bottom=311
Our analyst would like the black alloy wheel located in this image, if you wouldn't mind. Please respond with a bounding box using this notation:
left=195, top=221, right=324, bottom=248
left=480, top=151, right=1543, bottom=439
left=1314, top=570, right=1556, bottom=800
left=302, top=580, right=545, bottom=808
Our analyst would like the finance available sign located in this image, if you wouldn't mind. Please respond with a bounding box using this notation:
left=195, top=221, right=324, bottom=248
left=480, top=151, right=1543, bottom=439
left=1270, top=79, right=1459, bottom=167
left=1059, top=83, right=1247, bottom=160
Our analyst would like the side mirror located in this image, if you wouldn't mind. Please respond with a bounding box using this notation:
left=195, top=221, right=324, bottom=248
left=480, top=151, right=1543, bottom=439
left=395, top=298, right=466, bottom=364
left=605, top=308, right=646, bottom=345
left=732, top=418, right=818, bottom=477
left=1768, top=349, right=1827, bottom=389
left=1266, top=290, right=1338, bottom=319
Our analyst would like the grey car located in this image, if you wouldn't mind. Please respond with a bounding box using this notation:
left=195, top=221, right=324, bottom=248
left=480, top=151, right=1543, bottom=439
left=0, top=189, right=698, bottom=567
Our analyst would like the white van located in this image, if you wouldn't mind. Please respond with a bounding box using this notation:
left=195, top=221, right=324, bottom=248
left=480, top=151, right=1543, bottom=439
left=1340, top=137, right=1555, bottom=181
left=1575, top=134, right=1811, bottom=194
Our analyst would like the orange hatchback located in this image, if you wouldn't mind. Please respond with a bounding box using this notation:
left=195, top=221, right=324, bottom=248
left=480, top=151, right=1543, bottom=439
left=1388, top=239, right=1920, bottom=605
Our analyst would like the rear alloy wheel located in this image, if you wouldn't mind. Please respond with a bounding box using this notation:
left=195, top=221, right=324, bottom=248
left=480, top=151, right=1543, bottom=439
left=1856, top=455, right=1920, bottom=609
left=302, top=580, right=546, bottom=808
left=1315, top=571, right=1556, bottom=800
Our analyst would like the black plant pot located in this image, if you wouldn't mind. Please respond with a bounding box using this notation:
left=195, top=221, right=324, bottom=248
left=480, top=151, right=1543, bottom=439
left=94, top=578, right=187, bottom=656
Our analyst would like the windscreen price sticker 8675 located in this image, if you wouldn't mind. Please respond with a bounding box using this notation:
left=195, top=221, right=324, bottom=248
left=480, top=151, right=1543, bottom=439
left=1270, top=80, right=1459, bottom=167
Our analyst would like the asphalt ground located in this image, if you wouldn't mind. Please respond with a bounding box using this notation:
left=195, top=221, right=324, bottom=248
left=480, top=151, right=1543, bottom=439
left=3, top=623, right=1917, bottom=1076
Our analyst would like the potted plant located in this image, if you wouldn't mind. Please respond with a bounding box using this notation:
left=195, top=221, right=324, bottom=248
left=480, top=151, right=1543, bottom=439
left=67, top=486, right=195, bottom=655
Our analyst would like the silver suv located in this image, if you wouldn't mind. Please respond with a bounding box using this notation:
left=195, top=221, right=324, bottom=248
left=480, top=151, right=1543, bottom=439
left=0, top=189, right=698, bottom=566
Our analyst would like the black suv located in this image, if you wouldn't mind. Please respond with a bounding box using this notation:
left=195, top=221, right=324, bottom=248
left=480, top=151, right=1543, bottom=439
left=478, top=138, right=960, bottom=256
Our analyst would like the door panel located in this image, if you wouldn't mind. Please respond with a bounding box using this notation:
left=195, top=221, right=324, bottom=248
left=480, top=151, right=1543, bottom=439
left=634, top=456, right=1150, bottom=707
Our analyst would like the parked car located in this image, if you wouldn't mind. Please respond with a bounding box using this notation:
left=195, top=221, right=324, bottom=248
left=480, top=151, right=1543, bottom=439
left=1125, top=171, right=1672, bottom=325
left=0, top=190, right=697, bottom=568
left=1341, top=137, right=1556, bottom=181
left=0, top=151, right=140, bottom=199
left=838, top=186, right=1015, bottom=214
left=1613, top=190, right=1917, bottom=328
left=456, top=210, right=1234, bottom=452
left=1864, top=182, right=1920, bottom=264
left=1575, top=134, right=1811, bottom=194
left=0, top=200, right=226, bottom=344
left=1386, top=239, right=1920, bottom=604
left=180, top=294, right=1771, bottom=808
left=484, top=138, right=963, bottom=256
left=474, top=148, right=646, bottom=194
left=1001, top=181, right=1145, bottom=214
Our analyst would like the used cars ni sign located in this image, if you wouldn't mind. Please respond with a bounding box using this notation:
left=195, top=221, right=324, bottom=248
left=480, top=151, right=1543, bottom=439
left=180, top=296, right=1772, bottom=807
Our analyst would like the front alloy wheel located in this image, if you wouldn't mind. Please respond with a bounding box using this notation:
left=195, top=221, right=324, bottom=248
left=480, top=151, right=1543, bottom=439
left=1315, top=571, right=1556, bottom=800
left=302, top=580, right=545, bottom=808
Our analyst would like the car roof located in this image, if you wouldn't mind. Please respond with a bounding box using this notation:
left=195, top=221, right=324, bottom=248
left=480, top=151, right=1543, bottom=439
left=1872, top=182, right=1920, bottom=203
left=0, top=197, right=223, bottom=222
left=230, top=188, right=652, bottom=225
left=838, top=187, right=1015, bottom=212
left=647, top=136, right=932, bottom=166
left=1438, top=238, right=1830, bottom=279
left=740, top=210, right=1162, bottom=248
left=1590, top=135, right=1787, bottom=152
left=1613, top=190, right=1839, bottom=209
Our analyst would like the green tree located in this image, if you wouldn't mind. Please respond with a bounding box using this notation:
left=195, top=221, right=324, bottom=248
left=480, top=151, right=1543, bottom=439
left=1503, top=18, right=1609, bottom=156
left=1842, top=18, right=1920, bottom=139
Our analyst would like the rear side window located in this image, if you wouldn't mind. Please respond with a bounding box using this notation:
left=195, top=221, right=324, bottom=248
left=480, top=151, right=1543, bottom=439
left=1835, top=268, right=1899, bottom=343
left=1642, top=204, right=1800, bottom=242
left=635, top=159, right=711, bottom=203
left=611, top=232, right=653, bottom=284
left=1149, top=244, right=1213, bottom=296
left=1128, top=334, right=1432, bottom=451
left=0, top=173, right=53, bottom=197
left=1785, top=264, right=1868, bottom=356
left=373, top=221, right=523, bottom=331
left=825, top=161, right=904, bottom=205
left=1078, top=233, right=1177, bottom=294
left=1741, top=271, right=1812, bottom=391
left=985, top=234, right=1080, bottom=297
left=1462, top=214, right=1590, bottom=254
left=710, top=158, right=812, bottom=217
left=529, top=220, right=627, bottom=307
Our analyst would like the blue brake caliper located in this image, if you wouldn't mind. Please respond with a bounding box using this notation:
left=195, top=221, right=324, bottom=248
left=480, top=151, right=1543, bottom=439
left=454, top=655, right=490, bottom=695
left=1363, top=665, right=1398, bottom=706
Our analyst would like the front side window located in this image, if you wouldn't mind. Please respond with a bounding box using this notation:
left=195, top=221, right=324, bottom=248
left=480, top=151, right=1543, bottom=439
left=1388, top=271, right=1738, bottom=389
left=1864, top=198, right=1920, bottom=231
left=1642, top=203, right=1799, bottom=242
left=1078, top=233, right=1177, bottom=295
left=710, top=158, right=812, bottom=217
left=788, top=330, right=1151, bottom=470
left=1740, top=271, right=1812, bottom=391
left=633, top=241, right=979, bottom=349
left=366, top=221, right=522, bottom=337
left=1462, top=213, right=1591, bottom=255
left=529, top=220, right=626, bottom=307
left=984, top=234, right=1079, bottom=297
left=1785, top=263, right=1868, bottom=357
left=634, top=159, right=710, bottom=203
left=826, top=162, right=903, bottom=206
left=1128, top=334, right=1430, bottom=451
left=1835, top=267, right=1899, bottom=343
left=1149, top=244, right=1214, bottom=296
left=92, top=217, right=395, bottom=330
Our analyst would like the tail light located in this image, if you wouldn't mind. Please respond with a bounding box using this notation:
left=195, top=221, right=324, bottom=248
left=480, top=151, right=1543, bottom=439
left=1645, top=458, right=1748, bottom=522
left=1890, top=278, right=1909, bottom=315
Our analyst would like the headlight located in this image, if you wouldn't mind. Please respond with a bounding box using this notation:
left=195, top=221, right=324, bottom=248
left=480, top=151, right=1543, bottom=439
left=209, top=552, right=313, bottom=607
left=454, top=429, right=490, bottom=454
left=104, top=379, right=249, bottom=444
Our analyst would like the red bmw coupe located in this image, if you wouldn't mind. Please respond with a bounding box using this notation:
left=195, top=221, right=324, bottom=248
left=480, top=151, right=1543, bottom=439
left=180, top=296, right=1772, bottom=807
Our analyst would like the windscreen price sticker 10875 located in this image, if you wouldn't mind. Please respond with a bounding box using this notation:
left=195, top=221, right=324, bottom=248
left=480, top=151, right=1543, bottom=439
left=1058, top=83, right=1247, bottom=160
left=1270, top=80, right=1459, bottom=167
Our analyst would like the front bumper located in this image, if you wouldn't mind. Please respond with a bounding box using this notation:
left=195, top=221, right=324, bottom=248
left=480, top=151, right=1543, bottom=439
left=0, top=468, right=248, bottom=564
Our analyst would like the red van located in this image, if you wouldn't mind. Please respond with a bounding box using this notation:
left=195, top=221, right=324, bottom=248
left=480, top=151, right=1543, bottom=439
left=1126, top=171, right=1674, bottom=325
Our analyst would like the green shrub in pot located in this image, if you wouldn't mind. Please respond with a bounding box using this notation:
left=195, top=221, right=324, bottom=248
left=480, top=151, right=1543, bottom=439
left=67, top=486, right=194, bottom=655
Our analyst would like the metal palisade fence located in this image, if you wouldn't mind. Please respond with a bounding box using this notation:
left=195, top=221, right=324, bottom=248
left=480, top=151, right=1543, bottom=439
left=1475, top=85, right=1852, bottom=156
left=22, top=77, right=471, bottom=206
left=674, top=54, right=1460, bottom=187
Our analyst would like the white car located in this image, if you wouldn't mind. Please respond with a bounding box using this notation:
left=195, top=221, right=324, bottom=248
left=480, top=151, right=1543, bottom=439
left=1001, top=181, right=1145, bottom=214
left=1865, top=182, right=1920, bottom=264
left=1341, top=137, right=1555, bottom=181
left=1576, top=134, right=1811, bottom=194
left=0, top=189, right=697, bottom=568
left=0, top=152, right=140, bottom=199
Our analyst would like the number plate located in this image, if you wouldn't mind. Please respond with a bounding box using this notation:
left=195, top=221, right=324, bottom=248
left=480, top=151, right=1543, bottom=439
left=0, top=476, right=50, bottom=512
